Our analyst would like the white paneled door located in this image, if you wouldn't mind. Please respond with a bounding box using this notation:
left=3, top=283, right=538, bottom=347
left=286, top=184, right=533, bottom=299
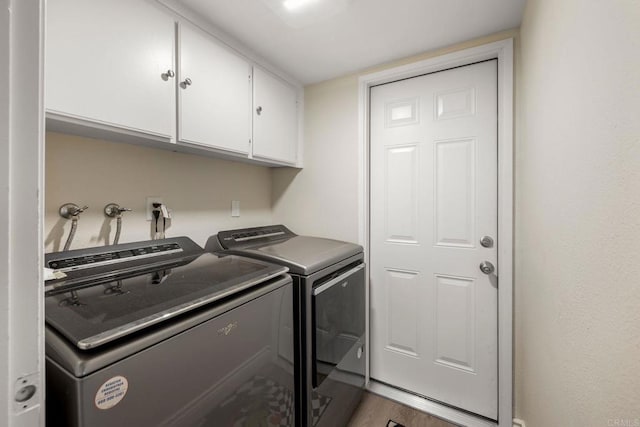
left=369, top=60, right=498, bottom=420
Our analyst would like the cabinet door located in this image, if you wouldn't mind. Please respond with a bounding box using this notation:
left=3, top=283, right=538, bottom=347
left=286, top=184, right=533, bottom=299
left=252, top=68, right=298, bottom=165
left=178, top=24, right=251, bottom=155
left=46, top=0, right=175, bottom=138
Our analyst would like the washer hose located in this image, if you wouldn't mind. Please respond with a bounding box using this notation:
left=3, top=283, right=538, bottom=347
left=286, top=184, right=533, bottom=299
left=113, top=215, right=122, bottom=245
left=63, top=217, right=78, bottom=251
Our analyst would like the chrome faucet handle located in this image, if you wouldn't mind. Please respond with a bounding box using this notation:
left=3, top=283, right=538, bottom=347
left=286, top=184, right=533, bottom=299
left=75, top=205, right=89, bottom=214
left=104, top=203, right=132, bottom=218
left=60, top=203, right=88, bottom=219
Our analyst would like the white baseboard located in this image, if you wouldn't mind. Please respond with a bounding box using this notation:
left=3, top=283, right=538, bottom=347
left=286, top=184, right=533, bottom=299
left=513, top=418, right=526, bottom=427
left=367, top=380, right=496, bottom=427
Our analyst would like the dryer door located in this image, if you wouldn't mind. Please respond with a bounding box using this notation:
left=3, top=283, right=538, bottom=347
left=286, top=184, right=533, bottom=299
left=312, top=263, right=366, bottom=389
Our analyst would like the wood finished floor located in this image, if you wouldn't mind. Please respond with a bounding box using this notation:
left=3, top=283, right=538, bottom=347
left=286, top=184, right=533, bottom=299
left=347, top=392, right=458, bottom=427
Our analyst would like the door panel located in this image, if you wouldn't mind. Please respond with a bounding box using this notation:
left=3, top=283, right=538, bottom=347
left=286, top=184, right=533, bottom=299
left=370, top=60, right=498, bottom=419
left=385, top=268, right=420, bottom=356
left=434, top=274, right=476, bottom=372
left=434, top=137, right=476, bottom=248
left=385, top=145, right=419, bottom=244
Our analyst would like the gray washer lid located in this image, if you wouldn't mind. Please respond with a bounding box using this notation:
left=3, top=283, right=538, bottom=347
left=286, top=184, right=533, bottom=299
left=238, top=236, right=363, bottom=275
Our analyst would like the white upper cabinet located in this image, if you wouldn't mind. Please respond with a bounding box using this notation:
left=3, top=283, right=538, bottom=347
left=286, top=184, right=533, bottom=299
left=45, top=0, right=302, bottom=167
left=178, top=24, right=252, bottom=155
left=46, top=0, right=175, bottom=139
left=252, top=68, right=298, bottom=165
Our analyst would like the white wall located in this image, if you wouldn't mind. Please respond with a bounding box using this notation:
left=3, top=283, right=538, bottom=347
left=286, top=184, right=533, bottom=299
left=45, top=132, right=273, bottom=252
left=272, top=29, right=518, bottom=243
left=516, top=0, right=640, bottom=425
left=272, top=76, right=360, bottom=242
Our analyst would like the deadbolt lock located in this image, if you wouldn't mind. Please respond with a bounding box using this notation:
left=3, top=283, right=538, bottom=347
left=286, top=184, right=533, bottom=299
left=480, top=236, right=494, bottom=248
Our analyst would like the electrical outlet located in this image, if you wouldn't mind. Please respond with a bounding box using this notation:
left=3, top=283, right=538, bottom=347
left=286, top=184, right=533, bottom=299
left=146, top=197, right=163, bottom=221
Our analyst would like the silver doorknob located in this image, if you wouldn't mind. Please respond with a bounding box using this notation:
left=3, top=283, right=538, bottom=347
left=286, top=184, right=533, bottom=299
left=480, top=235, right=494, bottom=248
left=181, top=78, right=192, bottom=88
left=479, top=261, right=495, bottom=275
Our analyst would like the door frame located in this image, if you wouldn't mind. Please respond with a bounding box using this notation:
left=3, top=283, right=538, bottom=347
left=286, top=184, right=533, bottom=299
left=357, top=39, right=513, bottom=427
left=0, top=1, right=46, bottom=426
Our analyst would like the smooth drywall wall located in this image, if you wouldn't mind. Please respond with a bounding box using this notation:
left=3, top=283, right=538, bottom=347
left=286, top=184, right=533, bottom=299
left=45, top=132, right=272, bottom=251
left=271, top=29, right=518, bottom=243
left=272, top=76, right=360, bottom=242
left=516, top=0, right=640, bottom=425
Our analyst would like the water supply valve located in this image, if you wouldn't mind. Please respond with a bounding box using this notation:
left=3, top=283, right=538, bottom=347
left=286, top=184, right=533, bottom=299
left=104, top=203, right=132, bottom=218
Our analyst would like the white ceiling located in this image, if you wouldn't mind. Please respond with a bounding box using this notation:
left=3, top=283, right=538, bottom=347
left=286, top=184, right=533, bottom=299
left=175, top=0, right=526, bottom=85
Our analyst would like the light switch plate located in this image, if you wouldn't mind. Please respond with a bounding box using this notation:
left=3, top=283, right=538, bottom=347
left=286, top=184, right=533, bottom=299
left=231, top=200, right=240, bottom=217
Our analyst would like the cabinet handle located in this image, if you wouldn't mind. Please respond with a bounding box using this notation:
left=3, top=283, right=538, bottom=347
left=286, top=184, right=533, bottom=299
left=256, top=106, right=263, bottom=115
left=181, top=78, right=192, bottom=88
left=312, top=264, right=365, bottom=296
left=162, top=69, right=175, bottom=79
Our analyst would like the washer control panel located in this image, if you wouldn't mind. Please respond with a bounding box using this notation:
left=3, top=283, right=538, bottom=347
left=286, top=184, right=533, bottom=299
left=48, top=243, right=183, bottom=272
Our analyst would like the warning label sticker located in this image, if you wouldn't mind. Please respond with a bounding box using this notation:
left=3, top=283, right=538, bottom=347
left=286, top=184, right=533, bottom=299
left=94, top=376, right=128, bottom=410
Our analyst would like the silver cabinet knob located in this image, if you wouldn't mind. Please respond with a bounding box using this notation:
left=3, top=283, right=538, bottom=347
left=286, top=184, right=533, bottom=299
left=479, top=261, right=495, bottom=275
left=181, top=78, right=192, bottom=88
left=162, top=69, right=175, bottom=79
left=256, top=106, right=263, bottom=115
left=480, top=236, right=494, bottom=248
